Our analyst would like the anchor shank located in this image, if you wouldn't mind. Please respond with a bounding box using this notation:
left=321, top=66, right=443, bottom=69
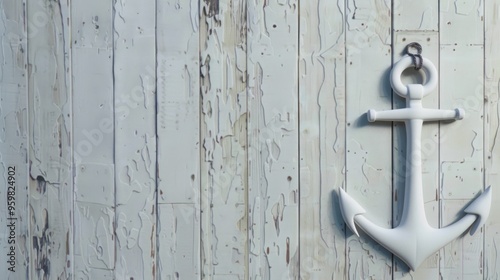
left=400, top=118, right=428, bottom=227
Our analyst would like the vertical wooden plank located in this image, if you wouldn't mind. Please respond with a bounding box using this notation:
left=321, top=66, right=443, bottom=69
left=392, top=0, right=440, bottom=277
left=113, top=0, right=156, bottom=279
left=440, top=0, right=484, bottom=278
left=199, top=0, right=248, bottom=278
left=247, top=0, right=300, bottom=278
left=71, top=0, right=115, bottom=278
left=484, top=0, right=500, bottom=278
left=158, top=204, right=199, bottom=279
left=344, top=0, right=393, bottom=278
left=0, top=0, right=29, bottom=278
left=298, top=0, right=346, bottom=278
left=156, top=0, right=200, bottom=278
left=27, top=0, right=73, bottom=278
left=157, top=0, right=199, bottom=205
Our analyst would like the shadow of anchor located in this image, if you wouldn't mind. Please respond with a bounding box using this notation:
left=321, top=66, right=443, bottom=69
left=338, top=54, right=492, bottom=271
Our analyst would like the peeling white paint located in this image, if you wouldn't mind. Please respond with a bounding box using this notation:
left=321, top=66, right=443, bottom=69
left=247, top=0, right=300, bottom=279
left=345, top=0, right=393, bottom=277
left=200, top=0, right=248, bottom=278
left=113, top=0, right=156, bottom=279
left=298, top=2, right=347, bottom=276
left=0, top=0, right=29, bottom=279
left=439, top=5, right=485, bottom=275
left=72, top=1, right=115, bottom=278
left=3, top=0, right=500, bottom=279
left=28, top=0, right=73, bottom=278
left=156, top=0, right=201, bottom=279
left=484, top=1, right=500, bottom=279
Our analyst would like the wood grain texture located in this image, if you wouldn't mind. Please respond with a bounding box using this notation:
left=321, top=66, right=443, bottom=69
left=7, top=1, right=500, bottom=279
left=28, top=0, right=73, bottom=278
left=484, top=0, right=500, bottom=279
left=157, top=0, right=200, bottom=205
left=113, top=0, right=157, bottom=278
left=0, top=0, right=29, bottom=278
left=393, top=0, right=438, bottom=31
left=247, top=0, right=299, bottom=278
left=344, top=0, right=393, bottom=278
left=440, top=1, right=484, bottom=277
left=72, top=0, right=115, bottom=278
left=200, top=0, right=248, bottom=278
left=158, top=204, right=199, bottom=280
left=298, top=0, right=346, bottom=278
left=156, top=0, right=201, bottom=279
left=440, top=0, right=483, bottom=46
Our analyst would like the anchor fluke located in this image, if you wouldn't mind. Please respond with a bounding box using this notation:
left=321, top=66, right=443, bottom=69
left=339, top=188, right=366, bottom=237
left=464, top=186, right=492, bottom=235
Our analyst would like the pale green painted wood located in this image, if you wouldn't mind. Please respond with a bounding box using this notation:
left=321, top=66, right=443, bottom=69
left=299, top=0, right=347, bottom=278
left=0, top=0, right=28, bottom=278
left=3, top=1, right=498, bottom=279
left=199, top=0, right=248, bottom=278
left=113, top=0, right=157, bottom=278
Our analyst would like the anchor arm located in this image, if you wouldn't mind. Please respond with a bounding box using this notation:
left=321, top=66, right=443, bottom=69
left=354, top=215, right=415, bottom=267
left=418, top=186, right=492, bottom=266
left=339, top=188, right=423, bottom=270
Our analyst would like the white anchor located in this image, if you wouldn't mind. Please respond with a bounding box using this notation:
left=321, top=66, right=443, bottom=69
left=339, top=53, right=492, bottom=270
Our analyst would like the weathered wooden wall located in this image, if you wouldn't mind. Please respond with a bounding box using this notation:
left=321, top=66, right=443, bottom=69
left=0, top=0, right=499, bottom=279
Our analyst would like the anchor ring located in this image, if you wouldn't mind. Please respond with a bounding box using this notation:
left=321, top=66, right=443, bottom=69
left=390, top=55, right=438, bottom=98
